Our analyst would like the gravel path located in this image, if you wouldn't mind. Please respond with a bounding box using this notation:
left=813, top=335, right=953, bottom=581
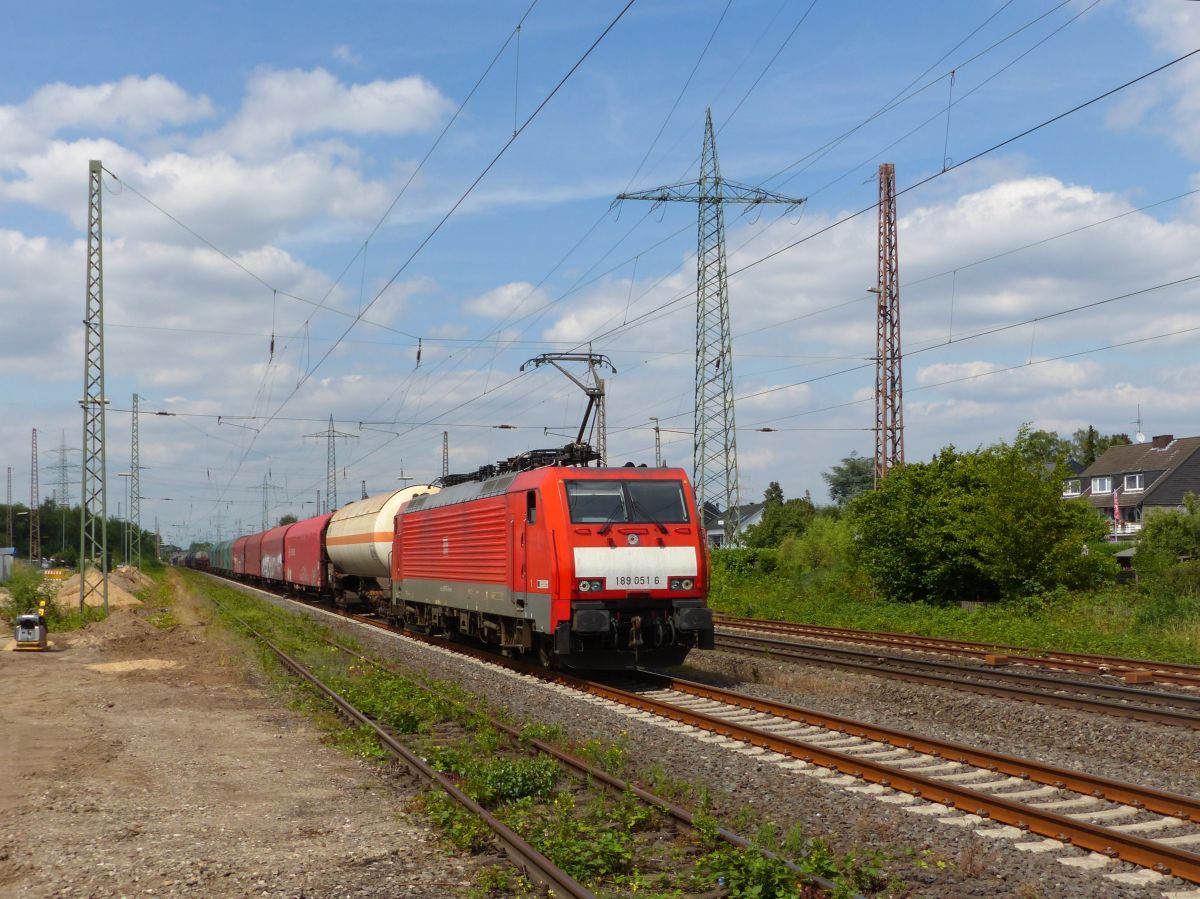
left=242, top=584, right=1200, bottom=899
left=0, top=579, right=472, bottom=899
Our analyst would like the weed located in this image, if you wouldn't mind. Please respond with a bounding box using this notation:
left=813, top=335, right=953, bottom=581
left=419, top=791, right=492, bottom=852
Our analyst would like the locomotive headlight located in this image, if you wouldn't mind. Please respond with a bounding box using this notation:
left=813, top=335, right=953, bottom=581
left=579, top=579, right=591, bottom=592
left=590, top=579, right=603, bottom=591
left=681, top=578, right=694, bottom=590
left=670, top=579, right=681, bottom=590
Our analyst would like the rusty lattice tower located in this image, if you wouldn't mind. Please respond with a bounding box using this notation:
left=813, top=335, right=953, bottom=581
left=617, top=110, right=803, bottom=542
left=873, top=163, right=904, bottom=485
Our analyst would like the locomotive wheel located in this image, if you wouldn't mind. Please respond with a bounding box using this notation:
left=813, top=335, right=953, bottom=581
left=536, top=637, right=557, bottom=669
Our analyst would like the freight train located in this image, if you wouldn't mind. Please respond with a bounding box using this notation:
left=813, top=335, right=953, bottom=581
left=201, top=445, right=714, bottom=669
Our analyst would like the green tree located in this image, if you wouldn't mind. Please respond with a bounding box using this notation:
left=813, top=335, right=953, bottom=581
left=848, top=430, right=1112, bottom=603
left=743, top=497, right=816, bottom=549
left=278, top=514, right=299, bottom=526
left=1135, top=493, right=1200, bottom=576
left=822, top=452, right=873, bottom=506
left=1068, top=427, right=1131, bottom=466
left=763, top=481, right=784, bottom=508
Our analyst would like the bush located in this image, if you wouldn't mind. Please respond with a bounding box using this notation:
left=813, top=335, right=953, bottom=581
left=710, top=548, right=778, bottom=577
left=778, top=516, right=854, bottom=577
left=1136, top=494, right=1200, bottom=577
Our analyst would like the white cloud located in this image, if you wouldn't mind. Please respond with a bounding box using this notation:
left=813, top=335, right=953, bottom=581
left=463, top=282, right=546, bottom=319
left=331, top=44, right=363, bottom=67
left=205, top=68, right=452, bottom=159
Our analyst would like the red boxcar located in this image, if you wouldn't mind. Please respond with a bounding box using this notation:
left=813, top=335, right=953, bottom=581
left=284, top=513, right=333, bottom=591
left=232, top=536, right=250, bottom=577
left=391, top=465, right=712, bottom=668
left=260, top=523, right=294, bottom=583
left=244, top=532, right=265, bottom=581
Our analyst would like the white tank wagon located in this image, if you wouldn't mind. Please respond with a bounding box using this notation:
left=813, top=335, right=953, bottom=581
left=325, top=485, right=439, bottom=602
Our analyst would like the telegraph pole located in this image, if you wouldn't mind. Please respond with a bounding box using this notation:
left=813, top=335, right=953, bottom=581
left=442, top=431, right=449, bottom=479
left=520, top=351, right=615, bottom=465
left=131, top=393, right=142, bottom=567
left=617, top=110, right=804, bottom=542
left=304, top=416, right=356, bottom=513
left=30, top=429, right=40, bottom=563
left=80, top=159, right=109, bottom=612
left=873, top=163, right=904, bottom=485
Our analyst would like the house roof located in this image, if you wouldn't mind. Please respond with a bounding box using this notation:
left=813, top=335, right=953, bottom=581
left=1079, top=436, right=1200, bottom=508
left=702, top=500, right=766, bottom=531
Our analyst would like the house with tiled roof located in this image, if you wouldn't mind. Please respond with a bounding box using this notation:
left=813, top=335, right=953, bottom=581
left=1062, top=434, right=1200, bottom=537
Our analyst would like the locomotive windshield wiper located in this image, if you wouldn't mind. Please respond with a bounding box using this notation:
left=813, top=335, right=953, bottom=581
left=629, top=497, right=668, bottom=534
left=597, top=504, right=625, bottom=536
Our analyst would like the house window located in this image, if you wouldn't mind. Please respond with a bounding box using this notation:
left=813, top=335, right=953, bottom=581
left=1091, top=476, right=1111, bottom=494
left=1124, top=472, right=1144, bottom=492
left=1062, top=479, right=1081, bottom=497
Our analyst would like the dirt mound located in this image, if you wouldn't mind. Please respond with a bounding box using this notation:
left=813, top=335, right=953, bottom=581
left=68, top=609, right=160, bottom=648
left=112, top=565, right=152, bottom=594
left=55, top=569, right=141, bottom=611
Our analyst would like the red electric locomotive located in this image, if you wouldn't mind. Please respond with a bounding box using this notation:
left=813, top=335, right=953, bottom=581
left=388, top=448, right=714, bottom=669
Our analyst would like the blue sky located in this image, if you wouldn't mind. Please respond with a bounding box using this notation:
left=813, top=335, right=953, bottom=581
left=3, top=0, right=1200, bottom=548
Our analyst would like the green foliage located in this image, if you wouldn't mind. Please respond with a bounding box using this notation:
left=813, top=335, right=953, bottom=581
left=511, top=793, right=635, bottom=881
left=849, top=431, right=1113, bottom=603
left=278, top=514, right=299, bottom=526
left=743, top=497, right=816, bottom=548
left=420, top=791, right=493, bottom=852
left=712, top=548, right=779, bottom=577
left=821, top=451, right=873, bottom=507
left=1135, top=494, right=1200, bottom=576
left=763, top=481, right=784, bottom=507
left=777, top=516, right=854, bottom=577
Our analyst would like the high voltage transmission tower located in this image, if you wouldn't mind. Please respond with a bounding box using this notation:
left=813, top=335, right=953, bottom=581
left=131, top=393, right=142, bottom=567
left=259, top=473, right=272, bottom=531
left=81, top=159, right=109, bottom=612
left=442, top=431, right=449, bottom=479
left=30, top=429, right=40, bottom=563
left=617, top=109, right=804, bottom=543
left=873, top=163, right=904, bottom=485
left=305, top=416, right=356, bottom=513
left=5, top=467, right=12, bottom=547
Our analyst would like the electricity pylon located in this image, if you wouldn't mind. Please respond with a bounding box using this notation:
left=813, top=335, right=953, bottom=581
left=442, top=431, right=449, bottom=478
left=617, top=109, right=804, bottom=542
left=80, top=159, right=109, bottom=613
left=30, top=429, right=40, bottom=563
left=305, top=416, right=356, bottom=513
left=131, top=393, right=142, bottom=567
left=873, top=163, right=904, bottom=485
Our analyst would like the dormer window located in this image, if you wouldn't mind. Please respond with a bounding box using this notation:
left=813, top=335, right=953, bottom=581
left=1124, top=472, right=1144, bottom=492
left=1062, top=479, right=1081, bottom=497
left=1091, top=476, right=1111, bottom=494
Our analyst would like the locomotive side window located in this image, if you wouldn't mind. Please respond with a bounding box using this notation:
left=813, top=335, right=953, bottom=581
left=526, top=490, right=537, bottom=524
left=565, top=480, right=690, bottom=524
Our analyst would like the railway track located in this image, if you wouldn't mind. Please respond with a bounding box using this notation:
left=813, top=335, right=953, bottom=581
left=714, top=614, right=1200, bottom=688
left=208, top=577, right=1200, bottom=891
left=713, top=630, right=1200, bottom=729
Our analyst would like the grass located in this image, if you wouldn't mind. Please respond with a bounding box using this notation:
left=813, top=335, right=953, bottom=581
left=0, top=561, right=107, bottom=632
left=710, top=563, right=1200, bottom=664
left=180, top=569, right=892, bottom=898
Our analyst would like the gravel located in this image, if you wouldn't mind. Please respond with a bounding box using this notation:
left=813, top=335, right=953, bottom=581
left=246, top=586, right=1198, bottom=899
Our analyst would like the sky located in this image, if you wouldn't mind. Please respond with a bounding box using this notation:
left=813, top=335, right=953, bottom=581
left=3, top=0, right=1200, bottom=549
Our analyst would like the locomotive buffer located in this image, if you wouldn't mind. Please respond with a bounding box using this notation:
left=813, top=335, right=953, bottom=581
left=14, top=599, right=49, bottom=651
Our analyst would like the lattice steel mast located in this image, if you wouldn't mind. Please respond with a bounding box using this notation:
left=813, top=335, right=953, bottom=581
left=131, top=393, right=141, bottom=567
left=442, top=431, right=449, bottom=479
left=5, top=467, right=12, bottom=547
left=873, top=163, right=904, bottom=485
left=305, top=416, right=356, bottom=513
left=617, top=109, right=804, bottom=542
left=30, top=429, right=40, bottom=563
left=80, top=159, right=108, bottom=612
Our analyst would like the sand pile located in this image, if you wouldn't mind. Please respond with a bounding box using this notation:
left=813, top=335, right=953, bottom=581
left=111, top=565, right=152, bottom=595
left=55, top=569, right=142, bottom=611
left=69, top=608, right=160, bottom=648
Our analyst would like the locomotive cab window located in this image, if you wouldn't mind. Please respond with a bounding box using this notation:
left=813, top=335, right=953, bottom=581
left=526, top=490, right=537, bottom=524
left=566, top=480, right=690, bottom=525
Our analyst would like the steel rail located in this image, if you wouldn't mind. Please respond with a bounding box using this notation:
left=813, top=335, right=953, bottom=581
left=714, top=632, right=1200, bottom=729
left=600, top=672, right=1200, bottom=884
left=324, top=636, right=844, bottom=898
left=211, top=603, right=597, bottom=899
left=714, top=615, right=1200, bottom=687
